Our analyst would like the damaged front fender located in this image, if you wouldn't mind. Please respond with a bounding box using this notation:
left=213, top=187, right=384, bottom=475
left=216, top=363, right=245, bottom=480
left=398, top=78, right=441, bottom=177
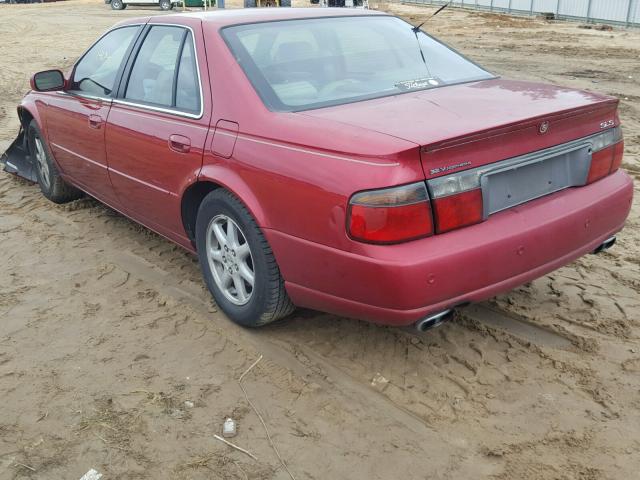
left=0, top=127, right=37, bottom=183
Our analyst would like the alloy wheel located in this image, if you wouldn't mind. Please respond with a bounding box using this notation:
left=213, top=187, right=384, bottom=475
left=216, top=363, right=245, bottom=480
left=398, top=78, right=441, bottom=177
left=34, top=137, right=50, bottom=189
left=206, top=214, right=255, bottom=306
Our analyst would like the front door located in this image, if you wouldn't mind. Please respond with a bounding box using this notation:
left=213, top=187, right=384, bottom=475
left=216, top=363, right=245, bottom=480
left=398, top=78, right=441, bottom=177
left=106, top=24, right=210, bottom=242
left=45, top=25, right=141, bottom=205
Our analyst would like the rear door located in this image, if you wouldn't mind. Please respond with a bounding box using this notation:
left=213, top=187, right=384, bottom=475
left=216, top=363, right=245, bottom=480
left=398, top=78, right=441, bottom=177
left=105, top=21, right=211, bottom=242
left=45, top=25, right=141, bottom=205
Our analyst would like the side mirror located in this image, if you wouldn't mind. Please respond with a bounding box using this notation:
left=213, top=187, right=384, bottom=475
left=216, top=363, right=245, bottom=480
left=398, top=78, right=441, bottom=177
left=31, top=70, right=65, bottom=92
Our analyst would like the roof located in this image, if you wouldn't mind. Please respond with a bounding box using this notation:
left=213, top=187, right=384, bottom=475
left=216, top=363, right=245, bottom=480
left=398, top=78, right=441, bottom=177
left=169, top=7, right=385, bottom=27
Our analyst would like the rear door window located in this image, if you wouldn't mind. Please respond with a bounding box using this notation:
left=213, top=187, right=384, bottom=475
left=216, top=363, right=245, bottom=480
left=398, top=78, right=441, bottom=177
left=175, top=33, right=201, bottom=112
left=125, top=26, right=183, bottom=107
left=124, top=26, right=201, bottom=115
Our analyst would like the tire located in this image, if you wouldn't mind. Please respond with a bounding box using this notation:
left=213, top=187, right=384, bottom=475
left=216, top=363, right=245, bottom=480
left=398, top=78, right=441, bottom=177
left=244, top=0, right=256, bottom=7
left=195, top=189, right=295, bottom=327
left=111, top=0, right=125, bottom=9
left=27, top=120, right=82, bottom=204
left=159, top=0, right=172, bottom=10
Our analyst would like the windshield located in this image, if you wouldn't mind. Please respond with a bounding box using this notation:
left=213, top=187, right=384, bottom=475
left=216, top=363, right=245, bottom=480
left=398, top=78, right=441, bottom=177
left=222, top=15, right=494, bottom=112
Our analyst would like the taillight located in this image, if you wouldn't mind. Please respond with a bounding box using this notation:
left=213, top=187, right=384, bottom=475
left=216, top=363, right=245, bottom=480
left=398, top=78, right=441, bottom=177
left=587, top=127, right=624, bottom=184
left=427, top=171, right=484, bottom=233
left=432, top=189, right=483, bottom=233
left=347, top=182, right=433, bottom=244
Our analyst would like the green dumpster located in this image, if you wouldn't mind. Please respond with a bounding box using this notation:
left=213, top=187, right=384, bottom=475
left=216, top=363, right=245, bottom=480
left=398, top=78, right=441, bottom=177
left=182, top=0, right=214, bottom=6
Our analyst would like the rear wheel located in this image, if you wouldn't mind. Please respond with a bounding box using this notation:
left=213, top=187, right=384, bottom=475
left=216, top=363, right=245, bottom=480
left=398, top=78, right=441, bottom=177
left=159, top=0, right=173, bottom=10
left=28, top=120, right=82, bottom=204
left=195, top=189, right=294, bottom=327
left=111, top=0, right=125, bottom=9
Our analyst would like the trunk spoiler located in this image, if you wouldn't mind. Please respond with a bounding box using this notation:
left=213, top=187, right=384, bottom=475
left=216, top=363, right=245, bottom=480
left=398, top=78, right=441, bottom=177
left=1, top=127, right=37, bottom=183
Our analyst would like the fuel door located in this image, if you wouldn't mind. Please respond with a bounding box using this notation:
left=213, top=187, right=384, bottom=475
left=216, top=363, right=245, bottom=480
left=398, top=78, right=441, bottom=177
left=211, top=119, right=239, bottom=159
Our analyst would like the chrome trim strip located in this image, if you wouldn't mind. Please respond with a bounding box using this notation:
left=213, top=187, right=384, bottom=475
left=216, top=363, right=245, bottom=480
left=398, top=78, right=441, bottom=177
left=51, top=142, right=107, bottom=169
left=481, top=141, right=589, bottom=180
left=113, top=23, right=204, bottom=120
left=112, top=98, right=202, bottom=119
left=429, top=129, right=613, bottom=187
left=426, top=129, right=618, bottom=220
left=214, top=130, right=399, bottom=167
left=107, top=107, right=209, bottom=129
left=51, top=142, right=178, bottom=200
left=55, top=91, right=112, bottom=103
left=109, top=166, right=178, bottom=196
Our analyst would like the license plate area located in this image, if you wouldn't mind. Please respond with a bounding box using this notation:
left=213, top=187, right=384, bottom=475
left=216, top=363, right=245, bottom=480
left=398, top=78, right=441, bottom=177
left=481, top=145, right=591, bottom=218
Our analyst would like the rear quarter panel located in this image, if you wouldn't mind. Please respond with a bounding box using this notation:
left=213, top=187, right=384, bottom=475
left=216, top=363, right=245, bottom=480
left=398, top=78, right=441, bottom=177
left=200, top=22, right=425, bottom=252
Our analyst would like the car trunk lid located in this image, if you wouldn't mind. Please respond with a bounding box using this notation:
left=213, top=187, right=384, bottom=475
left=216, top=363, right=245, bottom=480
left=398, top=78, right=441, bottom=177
left=301, top=78, right=621, bottom=234
left=299, top=78, right=619, bottom=177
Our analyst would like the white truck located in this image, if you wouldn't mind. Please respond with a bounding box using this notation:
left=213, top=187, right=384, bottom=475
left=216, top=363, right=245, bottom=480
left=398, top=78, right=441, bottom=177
left=105, top=0, right=180, bottom=10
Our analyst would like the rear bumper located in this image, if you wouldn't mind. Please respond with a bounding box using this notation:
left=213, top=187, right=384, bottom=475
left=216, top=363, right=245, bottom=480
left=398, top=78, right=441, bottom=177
left=265, top=170, right=634, bottom=326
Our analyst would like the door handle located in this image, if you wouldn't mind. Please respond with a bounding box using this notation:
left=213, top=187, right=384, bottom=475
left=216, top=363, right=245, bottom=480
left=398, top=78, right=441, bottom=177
left=169, top=134, right=191, bottom=153
left=88, top=114, right=103, bottom=129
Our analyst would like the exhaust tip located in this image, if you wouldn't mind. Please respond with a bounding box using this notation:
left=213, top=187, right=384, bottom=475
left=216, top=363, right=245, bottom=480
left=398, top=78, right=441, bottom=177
left=592, top=236, right=617, bottom=255
left=415, top=309, right=454, bottom=332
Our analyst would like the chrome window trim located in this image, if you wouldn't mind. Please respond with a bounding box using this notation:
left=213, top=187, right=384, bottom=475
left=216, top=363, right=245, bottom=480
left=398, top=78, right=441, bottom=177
left=55, top=91, right=113, bottom=103
left=114, top=23, right=205, bottom=120
left=112, top=98, right=203, bottom=119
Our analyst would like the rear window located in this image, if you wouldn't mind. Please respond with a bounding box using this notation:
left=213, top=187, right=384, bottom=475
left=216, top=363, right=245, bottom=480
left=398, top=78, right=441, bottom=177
left=222, top=15, right=494, bottom=112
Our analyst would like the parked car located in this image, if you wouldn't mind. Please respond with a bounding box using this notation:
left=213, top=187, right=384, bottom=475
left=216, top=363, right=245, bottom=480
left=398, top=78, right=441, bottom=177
left=2, top=9, right=632, bottom=330
left=244, top=0, right=291, bottom=7
left=104, top=0, right=180, bottom=11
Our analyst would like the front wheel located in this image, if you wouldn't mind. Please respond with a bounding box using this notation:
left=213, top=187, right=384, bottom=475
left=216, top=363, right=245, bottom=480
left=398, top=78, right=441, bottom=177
left=111, top=0, right=125, bottom=9
left=195, top=190, right=295, bottom=327
left=27, top=120, right=82, bottom=204
left=159, top=0, right=173, bottom=10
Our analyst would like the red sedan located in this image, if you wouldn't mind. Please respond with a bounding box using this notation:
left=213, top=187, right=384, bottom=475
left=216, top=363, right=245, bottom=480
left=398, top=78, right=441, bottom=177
left=2, top=9, right=632, bottom=330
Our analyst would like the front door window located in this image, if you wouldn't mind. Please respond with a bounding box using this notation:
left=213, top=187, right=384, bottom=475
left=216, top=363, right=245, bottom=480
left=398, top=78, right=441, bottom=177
left=71, top=26, right=139, bottom=97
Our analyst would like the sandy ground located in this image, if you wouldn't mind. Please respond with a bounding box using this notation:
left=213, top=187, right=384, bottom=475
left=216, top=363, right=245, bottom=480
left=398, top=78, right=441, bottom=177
left=1, top=1, right=640, bottom=479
